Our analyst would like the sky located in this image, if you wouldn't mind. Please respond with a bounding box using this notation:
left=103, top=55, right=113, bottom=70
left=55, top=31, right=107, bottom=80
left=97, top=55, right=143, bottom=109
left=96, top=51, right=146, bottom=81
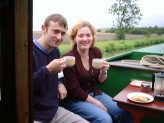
left=33, top=0, right=164, bottom=31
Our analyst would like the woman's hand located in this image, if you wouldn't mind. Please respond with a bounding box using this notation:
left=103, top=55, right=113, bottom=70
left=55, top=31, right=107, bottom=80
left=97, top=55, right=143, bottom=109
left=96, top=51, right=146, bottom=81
left=94, top=100, right=108, bottom=112
left=99, top=59, right=110, bottom=83
left=86, top=95, right=108, bottom=112
left=101, top=59, right=110, bottom=72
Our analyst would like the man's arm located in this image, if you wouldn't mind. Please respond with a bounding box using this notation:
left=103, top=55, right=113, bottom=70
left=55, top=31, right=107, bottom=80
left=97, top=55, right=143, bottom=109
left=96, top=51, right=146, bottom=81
left=33, top=66, right=50, bottom=91
left=58, top=71, right=67, bottom=100
left=58, top=82, right=67, bottom=100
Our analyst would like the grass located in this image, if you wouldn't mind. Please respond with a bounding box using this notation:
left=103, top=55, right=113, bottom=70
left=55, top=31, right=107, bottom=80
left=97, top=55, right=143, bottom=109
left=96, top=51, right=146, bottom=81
left=59, top=37, right=164, bottom=57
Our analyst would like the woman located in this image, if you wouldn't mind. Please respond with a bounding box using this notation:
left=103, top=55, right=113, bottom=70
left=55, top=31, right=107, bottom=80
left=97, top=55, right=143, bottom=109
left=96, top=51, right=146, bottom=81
left=62, top=20, right=133, bottom=123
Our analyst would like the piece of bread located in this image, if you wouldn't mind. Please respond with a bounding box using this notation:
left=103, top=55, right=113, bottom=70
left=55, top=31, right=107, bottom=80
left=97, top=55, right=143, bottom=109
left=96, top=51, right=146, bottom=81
left=131, top=96, right=150, bottom=102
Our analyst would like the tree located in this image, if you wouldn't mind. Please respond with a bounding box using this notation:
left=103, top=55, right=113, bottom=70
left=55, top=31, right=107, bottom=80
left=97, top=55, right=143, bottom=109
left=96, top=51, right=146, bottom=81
left=109, top=0, right=142, bottom=40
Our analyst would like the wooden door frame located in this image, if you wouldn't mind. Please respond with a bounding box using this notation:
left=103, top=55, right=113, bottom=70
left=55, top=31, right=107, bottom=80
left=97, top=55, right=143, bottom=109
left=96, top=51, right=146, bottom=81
left=0, top=0, right=33, bottom=122
left=15, top=0, right=33, bottom=122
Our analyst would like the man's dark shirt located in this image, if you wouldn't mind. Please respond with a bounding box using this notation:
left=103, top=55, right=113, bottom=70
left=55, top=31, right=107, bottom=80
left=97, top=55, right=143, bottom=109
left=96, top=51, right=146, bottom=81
left=33, top=39, right=60, bottom=123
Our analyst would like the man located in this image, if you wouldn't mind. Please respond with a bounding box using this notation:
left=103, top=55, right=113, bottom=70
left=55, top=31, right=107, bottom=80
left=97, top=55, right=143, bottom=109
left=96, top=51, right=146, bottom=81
left=33, top=14, right=89, bottom=123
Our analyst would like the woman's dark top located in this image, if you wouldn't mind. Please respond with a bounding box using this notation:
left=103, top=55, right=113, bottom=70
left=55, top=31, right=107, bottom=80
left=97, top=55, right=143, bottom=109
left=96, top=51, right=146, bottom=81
left=63, top=47, right=103, bottom=101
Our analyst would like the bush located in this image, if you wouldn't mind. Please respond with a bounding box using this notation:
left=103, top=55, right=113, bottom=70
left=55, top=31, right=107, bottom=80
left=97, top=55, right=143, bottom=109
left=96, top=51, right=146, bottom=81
left=115, top=29, right=126, bottom=40
left=59, top=38, right=164, bottom=56
left=104, top=38, right=164, bottom=53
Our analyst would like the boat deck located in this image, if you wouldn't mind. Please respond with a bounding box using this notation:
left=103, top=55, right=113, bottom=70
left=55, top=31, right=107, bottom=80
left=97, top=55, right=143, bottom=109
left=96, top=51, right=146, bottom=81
left=108, top=60, right=162, bottom=72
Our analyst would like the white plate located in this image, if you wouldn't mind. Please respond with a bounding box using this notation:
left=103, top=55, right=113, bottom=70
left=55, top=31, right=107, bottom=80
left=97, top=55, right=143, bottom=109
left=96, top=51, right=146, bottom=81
left=127, top=92, right=154, bottom=103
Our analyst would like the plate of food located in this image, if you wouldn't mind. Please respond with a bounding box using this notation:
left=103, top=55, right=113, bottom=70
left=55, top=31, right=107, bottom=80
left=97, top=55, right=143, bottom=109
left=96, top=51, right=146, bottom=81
left=127, top=92, right=154, bottom=103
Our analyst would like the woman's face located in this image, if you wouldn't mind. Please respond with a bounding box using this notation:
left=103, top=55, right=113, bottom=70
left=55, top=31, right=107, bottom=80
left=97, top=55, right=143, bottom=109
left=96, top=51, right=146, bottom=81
left=74, top=26, right=93, bottom=50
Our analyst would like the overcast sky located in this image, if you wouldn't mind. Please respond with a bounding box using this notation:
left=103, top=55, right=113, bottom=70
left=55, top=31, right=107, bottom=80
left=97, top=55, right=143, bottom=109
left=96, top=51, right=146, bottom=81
left=33, top=0, right=164, bottom=31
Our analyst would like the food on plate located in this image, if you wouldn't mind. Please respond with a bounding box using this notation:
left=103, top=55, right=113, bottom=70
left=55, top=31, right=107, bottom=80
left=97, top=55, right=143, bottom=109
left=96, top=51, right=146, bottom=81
left=131, top=95, right=150, bottom=102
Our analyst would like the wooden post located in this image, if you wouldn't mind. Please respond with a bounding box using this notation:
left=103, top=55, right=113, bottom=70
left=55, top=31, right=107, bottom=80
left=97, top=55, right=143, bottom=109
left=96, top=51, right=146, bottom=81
left=0, top=0, right=33, bottom=122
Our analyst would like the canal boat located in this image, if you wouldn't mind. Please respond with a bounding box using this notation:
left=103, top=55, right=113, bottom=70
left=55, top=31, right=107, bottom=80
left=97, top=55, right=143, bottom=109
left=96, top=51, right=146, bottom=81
left=97, top=43, right=164, bottom=123
left=0, top=0, right=163, bottom=122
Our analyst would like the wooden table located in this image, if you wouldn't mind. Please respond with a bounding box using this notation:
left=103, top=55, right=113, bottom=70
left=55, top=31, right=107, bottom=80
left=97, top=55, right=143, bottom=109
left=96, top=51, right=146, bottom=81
left=113, top=85, right=164, bottom=123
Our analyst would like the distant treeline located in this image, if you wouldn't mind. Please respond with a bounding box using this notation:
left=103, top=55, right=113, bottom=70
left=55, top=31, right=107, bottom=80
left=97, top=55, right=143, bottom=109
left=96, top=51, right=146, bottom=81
left=98, top=26, right=164, bottom=35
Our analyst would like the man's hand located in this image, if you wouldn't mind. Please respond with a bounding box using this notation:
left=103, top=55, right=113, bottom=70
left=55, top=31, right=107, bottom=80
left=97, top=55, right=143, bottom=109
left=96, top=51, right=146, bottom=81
left=46, top=58, right=66, bottom=73
left=58, top=83, right=67, bottom=100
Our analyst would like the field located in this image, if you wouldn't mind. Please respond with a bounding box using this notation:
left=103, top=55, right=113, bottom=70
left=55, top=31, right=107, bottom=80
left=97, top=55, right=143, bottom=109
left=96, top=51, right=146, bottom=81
left=33, top=31, right=164, bottom=58
left=33, top=31, right=164, bottom=42
left=33, top=31, right=149, bottom=41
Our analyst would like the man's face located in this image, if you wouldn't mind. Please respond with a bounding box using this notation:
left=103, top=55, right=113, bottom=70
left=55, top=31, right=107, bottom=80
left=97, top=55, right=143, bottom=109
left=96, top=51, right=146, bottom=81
left=43, top=21, right=67, bottom=50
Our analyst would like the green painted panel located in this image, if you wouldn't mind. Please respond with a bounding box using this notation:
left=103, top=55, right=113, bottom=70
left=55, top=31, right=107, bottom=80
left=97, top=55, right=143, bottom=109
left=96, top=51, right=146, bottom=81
left=98, top=44, right=164, bottom=123
left=97, top=66, right=153, bottom=97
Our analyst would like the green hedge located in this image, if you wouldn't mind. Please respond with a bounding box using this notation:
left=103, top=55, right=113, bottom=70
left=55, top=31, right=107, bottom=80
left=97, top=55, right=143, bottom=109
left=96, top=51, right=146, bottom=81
left=59, top=38, right=164, bottom=56
left=103, top=38, right=164, bottom=53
